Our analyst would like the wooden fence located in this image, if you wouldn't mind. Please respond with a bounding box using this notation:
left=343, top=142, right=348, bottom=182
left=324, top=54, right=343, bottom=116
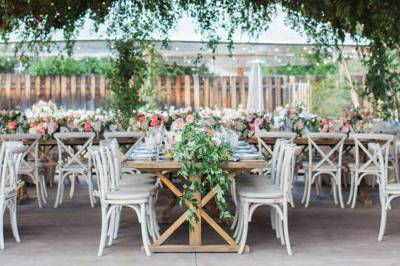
left=0, top=74, right=311, bottom=111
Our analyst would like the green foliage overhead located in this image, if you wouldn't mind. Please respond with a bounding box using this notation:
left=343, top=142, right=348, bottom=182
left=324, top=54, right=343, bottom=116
left=1, top=1, right=400, bottom=118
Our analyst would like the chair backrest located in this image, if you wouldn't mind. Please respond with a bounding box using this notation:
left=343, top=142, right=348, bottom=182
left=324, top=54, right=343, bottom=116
left=90, top=140, right=119, bottom=200
left=104, top=131, right=144, bottom=156
left=0, top=141, right=27, bottom=195
left=350, top=133, right=393, bottom=171
left=306, top=132, right=346, bottom=170
left=0, top=133, right=41, bottom=172
left=255, top=129, right=297, bottom=158
left=106, top=138, right=124, bottom=185
left=369, top=143, right=387, bottom=197
left=275, top=143, right=296, bottom=197
left=54, top=132, right=95, bottom=170
left=270, top=138, right=290, bottom=185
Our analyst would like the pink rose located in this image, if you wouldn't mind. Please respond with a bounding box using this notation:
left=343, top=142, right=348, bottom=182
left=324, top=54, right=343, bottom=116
left=84, top=121, right=92, bottom=132
left=30, top=121, right=38, bottom=127
left=250, top=124, right=256, bottom=132
left=38, top=123, right=46, bottom=135
left=322, top=123, right=330, bottom=132
left=246, top=115, right=254, bottom=123
left=137, top=113, right=146, bottom=122
left=186, top=114, right=194, bottom=124
left=254, top=118, right=263, bottom=128
left=263, top=115, right=270, bottom=122
left=341, top=124, right=351, bottom=134
left=150, top=115, right=161, bottom=127
left=7, top=121, right=17, bottom=129
left=176, top=118, right=185, bottom=130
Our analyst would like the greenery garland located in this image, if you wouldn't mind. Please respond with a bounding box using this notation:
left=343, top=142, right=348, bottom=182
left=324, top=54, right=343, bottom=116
left=173, top=123, right=232, bottom=228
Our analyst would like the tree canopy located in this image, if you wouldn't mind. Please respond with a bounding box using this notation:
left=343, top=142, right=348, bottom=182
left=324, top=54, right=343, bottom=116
left=1, top=1, right=400, bottom=117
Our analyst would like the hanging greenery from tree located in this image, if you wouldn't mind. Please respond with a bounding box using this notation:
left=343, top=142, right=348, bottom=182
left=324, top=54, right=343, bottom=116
left=1, top=2, right=400, bottom=115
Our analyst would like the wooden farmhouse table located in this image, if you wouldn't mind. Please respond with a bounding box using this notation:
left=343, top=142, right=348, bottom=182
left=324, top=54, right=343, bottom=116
left=123, top=159, right=267, bottom=253
left=19, top=136, right=377, bottom=205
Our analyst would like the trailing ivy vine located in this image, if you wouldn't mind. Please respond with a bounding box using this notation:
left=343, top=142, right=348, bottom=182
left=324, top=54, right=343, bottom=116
left=173, top=123, right=232, bottom=228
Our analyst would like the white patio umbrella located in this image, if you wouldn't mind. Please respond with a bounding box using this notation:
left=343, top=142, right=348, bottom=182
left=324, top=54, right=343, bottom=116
left=247, top=59, right=265, bottom=112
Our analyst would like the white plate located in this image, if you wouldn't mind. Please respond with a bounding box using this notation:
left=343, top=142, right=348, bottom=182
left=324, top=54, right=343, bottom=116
left=237, top=153, right=263, bottom=160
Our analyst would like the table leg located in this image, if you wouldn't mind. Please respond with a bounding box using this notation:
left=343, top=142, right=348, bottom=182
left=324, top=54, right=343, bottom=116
left=148, top=171, right=247, bottom=253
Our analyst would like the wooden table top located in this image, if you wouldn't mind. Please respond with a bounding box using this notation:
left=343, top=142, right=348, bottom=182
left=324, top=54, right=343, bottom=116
left=124, top=159, right=267, bottom=172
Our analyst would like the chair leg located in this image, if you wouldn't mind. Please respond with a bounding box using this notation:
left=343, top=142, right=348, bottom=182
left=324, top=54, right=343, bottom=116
left=87, top=172, right=95, bottom=208
left=40, top=176, right=48, bottom=204
left=347, top=172, right=354, bottom=205
left=277, top=213, right=284, bottom=245
left=301, top=174, right=308, bottom=204
left=0, top=205, right=4, bottom=250
left=231, top=203, right=240, bottom=230
left=113, top=207, right=122, bottom=240
left=282, top=203, right=292, bottom=255
left=305, top=176, right=313, bottom=208
left=238, top=202, right=249, bottom=254
left=336, top=176, right=345, bottom=208
left=107, top=209, right=116, bottom=246
left=98, top=205, right=109, bottom=256
left=378, top=202, right=388, bottom=241
left=140, top=203, right=151, bottom=256
left=9, top=200, right=20, bottom=243
left=54, top=172, right=64, bottom=208
left=351, top=178, right=359, bottom=209
left=234, top=207, right=243, bottom=241
left=35, top=177, right=42, bottom=208
left=332, top=179, right=338, bottom=205
left=69, top=174, right=76, bottom=199
left=315, top=176, right=322, bottom=196
left=270, top=208, right=276, bottom=230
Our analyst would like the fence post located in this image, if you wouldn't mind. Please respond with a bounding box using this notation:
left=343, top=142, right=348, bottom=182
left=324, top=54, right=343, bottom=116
left=193, top=75, right=200, bottom=110
left=222, top=77, right=228, bottom=108
left=15, top=75, right=21, bottom=108
left=25, top=75, right=31, bottom=108
left=80, top=76, right=86, bottom=109
left=90, top=76, right=96, bottom=110
left=230, top=77, right=237, bottom=109
left=71, top=75, right=77, bottom=109
left=204, top=77, right=209, bottom=108
left=184, top=75, right=191, bottom=108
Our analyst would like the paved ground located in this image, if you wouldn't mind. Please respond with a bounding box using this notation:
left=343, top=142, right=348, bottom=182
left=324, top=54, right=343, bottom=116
left=1, top=182, right=400, bottom=266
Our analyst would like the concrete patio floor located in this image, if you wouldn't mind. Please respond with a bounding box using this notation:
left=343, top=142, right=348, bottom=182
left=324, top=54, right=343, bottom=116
left=1, top=183, right=400, bottom=266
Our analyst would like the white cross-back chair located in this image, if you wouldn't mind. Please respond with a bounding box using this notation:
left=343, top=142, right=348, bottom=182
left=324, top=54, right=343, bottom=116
left=379, top=128, right=400, bottom=183
left=348, top=133, right=394, bottom=208
left=0, top=141, right=28, bottom=249
left=255, top=130, right=297, bottom=158
left=302, top=133, right=346, bottom=208
left=102, top=138, right=159, bottom=244
left=232, top=139, right=291, bottom=234
left=0, top=134, right=47, bottom=207
left=104, top=131, right=155, bottom=178
left=54, top=132, right=96, bottom=208
left=236, top=143, right=296, bottom=255
left=91, top=140, right=156, bottom=257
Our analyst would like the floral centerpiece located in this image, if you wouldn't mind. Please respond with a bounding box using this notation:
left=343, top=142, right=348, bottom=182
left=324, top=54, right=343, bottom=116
left=340, top=107, right=374, bottom=134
